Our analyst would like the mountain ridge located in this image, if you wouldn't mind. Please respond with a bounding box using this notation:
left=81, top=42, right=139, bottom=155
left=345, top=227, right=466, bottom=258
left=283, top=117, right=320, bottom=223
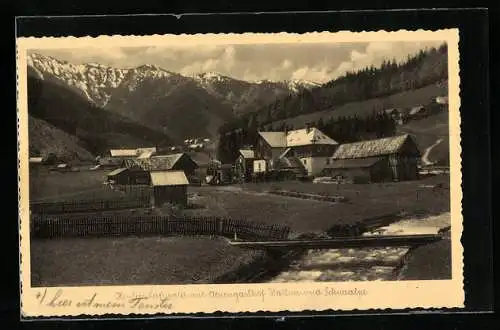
left=27, top=52, right=319, bottom=113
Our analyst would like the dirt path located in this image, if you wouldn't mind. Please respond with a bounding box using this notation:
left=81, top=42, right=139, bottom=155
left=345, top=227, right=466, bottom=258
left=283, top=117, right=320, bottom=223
left=422, top=138, right=444, bottom=165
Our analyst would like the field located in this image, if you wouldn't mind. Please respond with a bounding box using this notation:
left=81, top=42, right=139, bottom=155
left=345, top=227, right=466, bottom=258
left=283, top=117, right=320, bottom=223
left=185, top=175, right=450, bottom=234
left=29, top=168, right=121, bottom=202
left=29, top=169, right=450, bottom=234
left=29, top=169, right=451, bottom=286
left=31, top=236, right=264, bottom=287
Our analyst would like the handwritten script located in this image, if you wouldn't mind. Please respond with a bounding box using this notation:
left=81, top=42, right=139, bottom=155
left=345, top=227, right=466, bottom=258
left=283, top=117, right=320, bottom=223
left=35, top=289, right=173, bottom=310
left=34, top=286, right=368, bottom=311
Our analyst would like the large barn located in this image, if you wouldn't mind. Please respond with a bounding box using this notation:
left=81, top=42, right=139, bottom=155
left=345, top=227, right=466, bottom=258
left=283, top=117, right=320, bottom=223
left=150, top=171, right=189, bottom=207
left=322, top=134, right=421, bottom=183
left=254, top=124, right=339, bottom=176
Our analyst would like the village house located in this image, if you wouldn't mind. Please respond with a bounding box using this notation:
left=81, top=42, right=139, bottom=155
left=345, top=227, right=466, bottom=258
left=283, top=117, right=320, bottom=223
left=253, top=124, right=339, bottom=177
left=322, top=134, right=421, bottom=183
left=150, top=171, right=189, bottom=207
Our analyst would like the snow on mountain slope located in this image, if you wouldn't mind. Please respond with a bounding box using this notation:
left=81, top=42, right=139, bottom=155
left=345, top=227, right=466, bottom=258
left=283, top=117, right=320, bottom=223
left=28, top=53, right=321, bottom=114
left=28, top=53, right=177, bottom=107
left=28, top=53, right=129, bottom=107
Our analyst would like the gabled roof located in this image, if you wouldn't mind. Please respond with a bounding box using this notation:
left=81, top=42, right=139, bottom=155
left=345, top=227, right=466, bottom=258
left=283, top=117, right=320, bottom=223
left=129, top=153, right=197, bottom=171
left=150, top=171, right=189, bottom=186
left=239, top=149, right=255, bottom=159
left=110, top=149, right=138, bottom=157
left=258, top=131, right=287, bottom=148
left=107, top=168, right=128, bottom=176
left=327, top=157, right=384, bottom=169
left=332, top=134, right=418, bottom=159
left=258, top=127, right=338, bottom=148
left=286, top=127, right=338, bottom=146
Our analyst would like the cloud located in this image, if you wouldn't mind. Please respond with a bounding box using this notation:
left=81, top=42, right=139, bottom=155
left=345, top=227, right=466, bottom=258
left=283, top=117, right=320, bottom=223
left=179, top=45, right=237, bottom=76
left=331, top=40, right=445, bottom=79
left=291, top=64, right=333, bottom=83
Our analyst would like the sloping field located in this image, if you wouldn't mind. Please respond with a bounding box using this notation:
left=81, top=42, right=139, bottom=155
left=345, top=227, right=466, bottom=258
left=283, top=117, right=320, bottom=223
left=31, top=236, right=264, bottom=287
left=269, top=82, right=448, bottom=129
left=29, top=115, right=95, bottom=161
left=398, top=111, right=450, bottom=165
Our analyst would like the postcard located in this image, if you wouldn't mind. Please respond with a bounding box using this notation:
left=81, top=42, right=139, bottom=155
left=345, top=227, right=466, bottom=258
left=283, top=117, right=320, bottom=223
left=17, top=28, right=463, bottom=317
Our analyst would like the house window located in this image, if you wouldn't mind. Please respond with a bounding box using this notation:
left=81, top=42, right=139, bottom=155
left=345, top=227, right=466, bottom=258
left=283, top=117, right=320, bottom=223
left=303, top=159, right=307, bottom=165
left=258, top=163, right=261, bottom=171
left=326, top=158, right=330, bottom=165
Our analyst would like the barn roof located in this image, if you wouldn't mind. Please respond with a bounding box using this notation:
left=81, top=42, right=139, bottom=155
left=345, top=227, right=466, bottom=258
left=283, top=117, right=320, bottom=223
left=239, top=149, right=255, bottom=159
left=130, top=153, right=197, bottom=171
left=327, top=157, right=384, bottom=169
left=107, top=168, right=128, bottom=176
left=110, top=149, right=138, bottom=157
left=258, top=127, right=338, bottom=148
left=332, top=134, right=414, bottom=159
left=150, top=171, right=189, bottom=186
left=258, top=131, right=287, bottom=147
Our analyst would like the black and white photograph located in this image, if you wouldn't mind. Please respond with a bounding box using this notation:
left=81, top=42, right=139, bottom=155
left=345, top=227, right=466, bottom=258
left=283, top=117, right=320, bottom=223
left=18, top=30, right=463, bottom=315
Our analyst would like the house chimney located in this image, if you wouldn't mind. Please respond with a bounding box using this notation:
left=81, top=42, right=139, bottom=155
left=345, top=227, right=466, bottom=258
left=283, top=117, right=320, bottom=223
left=305, top=122, right=311, bottom=133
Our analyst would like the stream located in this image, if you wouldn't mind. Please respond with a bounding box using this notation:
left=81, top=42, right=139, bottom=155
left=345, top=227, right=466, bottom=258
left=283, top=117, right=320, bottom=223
left=269, top=213, right=451, bottom=282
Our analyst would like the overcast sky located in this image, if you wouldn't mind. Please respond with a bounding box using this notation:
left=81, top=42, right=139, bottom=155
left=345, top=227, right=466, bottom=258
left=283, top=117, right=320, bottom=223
left=31, top=40, right=445, bottom=84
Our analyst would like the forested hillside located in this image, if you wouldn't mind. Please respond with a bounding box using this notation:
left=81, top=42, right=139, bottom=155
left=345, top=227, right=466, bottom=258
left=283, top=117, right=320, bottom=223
left=220, top=43, right=447, bottom=132
left=217, top=44, right=449, bottom=163
left=27, top=74, right=173, bottom=159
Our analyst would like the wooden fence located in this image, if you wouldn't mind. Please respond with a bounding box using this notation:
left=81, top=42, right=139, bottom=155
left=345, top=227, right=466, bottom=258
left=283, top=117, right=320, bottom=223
left=30, top=214, right=291, bottom=240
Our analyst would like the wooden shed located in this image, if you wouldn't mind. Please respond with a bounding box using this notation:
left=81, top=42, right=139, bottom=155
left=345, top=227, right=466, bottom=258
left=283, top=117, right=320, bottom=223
left=149, top=171, right=189, bottom=207
left=235, top=149, right=255, bottom=182
left=325, top=134, right=421, bottom=182
left=106, top=168, right=130, bottom=185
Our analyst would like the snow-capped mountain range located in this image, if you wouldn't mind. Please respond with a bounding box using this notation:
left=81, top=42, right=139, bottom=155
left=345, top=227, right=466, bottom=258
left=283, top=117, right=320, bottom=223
left=27, top=52, right=321, bottom=110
